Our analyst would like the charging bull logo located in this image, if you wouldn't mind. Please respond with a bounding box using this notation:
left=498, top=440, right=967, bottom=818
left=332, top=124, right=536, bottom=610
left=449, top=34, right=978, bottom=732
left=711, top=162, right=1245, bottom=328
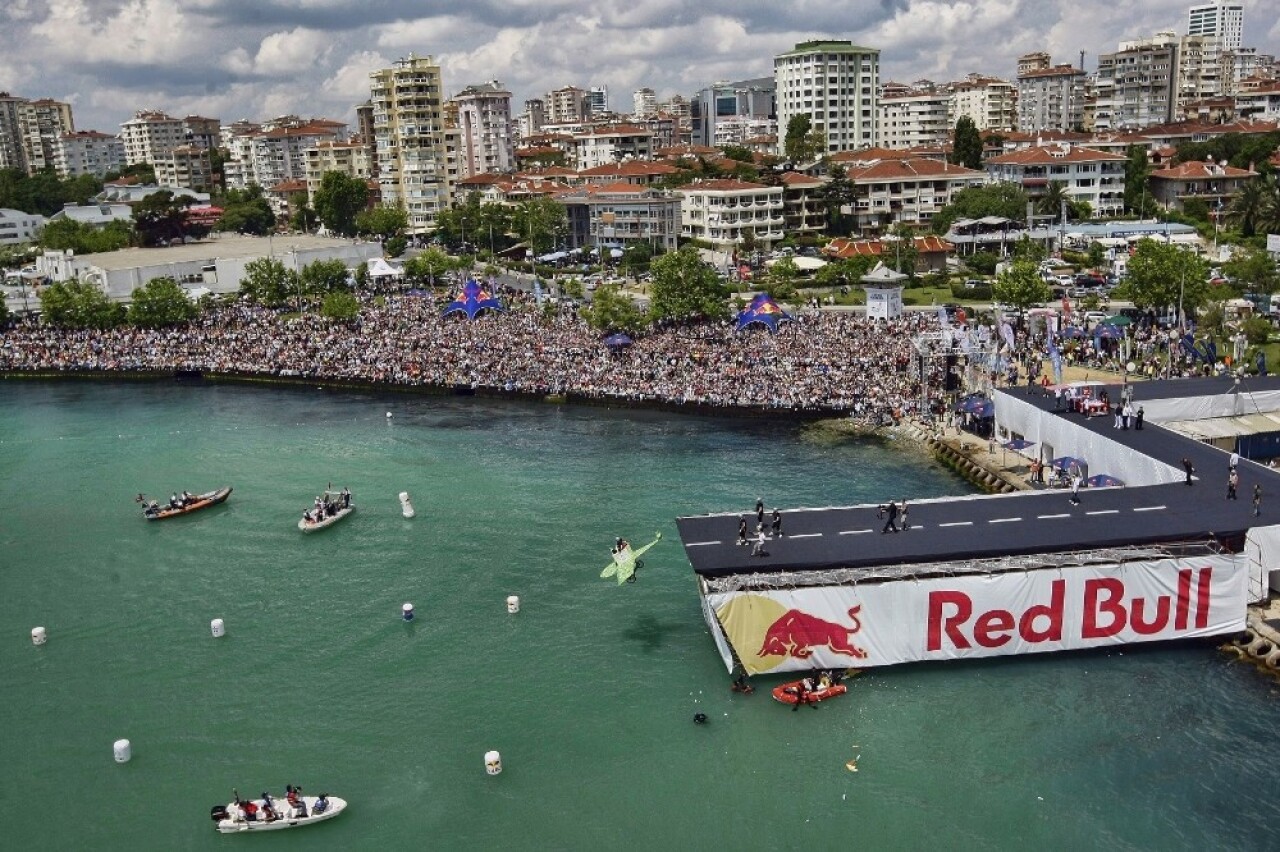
left=758, top=606, right=868, bottom=661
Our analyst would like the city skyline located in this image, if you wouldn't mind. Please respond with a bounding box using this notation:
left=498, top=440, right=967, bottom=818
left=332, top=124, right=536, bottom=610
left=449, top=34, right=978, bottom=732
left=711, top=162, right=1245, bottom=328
left=1, top=0, right=1278, bottom=132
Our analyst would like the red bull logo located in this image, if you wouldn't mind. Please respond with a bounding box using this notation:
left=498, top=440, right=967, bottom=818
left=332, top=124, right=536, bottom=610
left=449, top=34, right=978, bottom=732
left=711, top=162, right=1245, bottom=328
left=755, top=302, right=779, bottom=314
left=758, top=606, right=868, bottom=661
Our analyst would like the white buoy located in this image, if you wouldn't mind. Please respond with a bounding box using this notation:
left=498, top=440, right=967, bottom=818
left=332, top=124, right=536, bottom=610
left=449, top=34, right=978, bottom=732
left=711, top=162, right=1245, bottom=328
left=386, top=411, right=393, bottom=419
left=506, top=595, right=520, bottom=614
left=402, top=602, right=414, bottom=622
left=31, top=626, right=47, bottom=646
left=485, top=750, right=502, bottom=775
left=399, top=491, right=415, bottom=519
left=210, top=618, right=225, bottom=638
left=114, top=739, right=132, bottom=763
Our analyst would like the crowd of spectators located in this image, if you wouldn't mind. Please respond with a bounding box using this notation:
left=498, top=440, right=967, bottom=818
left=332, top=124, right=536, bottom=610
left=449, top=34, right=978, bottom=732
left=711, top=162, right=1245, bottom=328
left=0, top=292, right=946, bottom=422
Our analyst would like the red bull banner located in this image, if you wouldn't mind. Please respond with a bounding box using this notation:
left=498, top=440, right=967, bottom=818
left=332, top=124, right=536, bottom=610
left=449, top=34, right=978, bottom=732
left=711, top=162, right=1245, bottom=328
left=706, top=555, right=1246, bottom=674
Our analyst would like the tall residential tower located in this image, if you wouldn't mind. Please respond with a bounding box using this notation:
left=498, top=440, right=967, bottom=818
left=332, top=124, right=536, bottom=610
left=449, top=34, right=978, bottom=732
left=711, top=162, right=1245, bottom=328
left=370, top=54, right=450, bottom=232
left=774, top=40, right=879, bottom=157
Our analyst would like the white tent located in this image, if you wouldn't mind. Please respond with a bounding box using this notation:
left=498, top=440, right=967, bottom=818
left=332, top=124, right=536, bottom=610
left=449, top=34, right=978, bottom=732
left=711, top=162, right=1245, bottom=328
left=367, top=257, right=404, bottom=279
left=766, top=255, right=827, bottom=271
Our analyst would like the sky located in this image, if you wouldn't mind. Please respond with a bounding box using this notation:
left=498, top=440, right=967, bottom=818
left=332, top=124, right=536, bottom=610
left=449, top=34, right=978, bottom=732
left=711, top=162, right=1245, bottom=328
left=2, top=0, right=1279, bottom=133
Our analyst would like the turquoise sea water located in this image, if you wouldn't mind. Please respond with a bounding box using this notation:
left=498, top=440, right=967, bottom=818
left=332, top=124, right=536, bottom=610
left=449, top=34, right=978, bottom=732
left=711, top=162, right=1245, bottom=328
left=1, top=381, right=1278, bottom=851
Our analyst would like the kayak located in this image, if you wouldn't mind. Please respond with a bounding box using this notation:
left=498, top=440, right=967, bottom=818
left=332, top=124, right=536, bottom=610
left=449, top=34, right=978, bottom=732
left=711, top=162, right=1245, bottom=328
left=211, top=795, right=345, bottom=833
left=772, top=679, right=848, bottom=706
left=142, top=487, right=231, bottom=520
left=299, top=504, right=354, bottom=532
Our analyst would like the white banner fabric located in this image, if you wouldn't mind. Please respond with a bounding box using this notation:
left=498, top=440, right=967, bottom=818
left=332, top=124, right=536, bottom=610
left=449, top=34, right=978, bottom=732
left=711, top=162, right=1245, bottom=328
left=708, top=555, right=1246, bottom=674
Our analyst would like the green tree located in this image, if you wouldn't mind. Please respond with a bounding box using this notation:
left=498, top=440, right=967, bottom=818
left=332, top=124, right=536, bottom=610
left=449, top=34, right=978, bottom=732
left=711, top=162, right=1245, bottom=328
left=104, top=162, right=156, bottom=185
left=291, top=205, right=318, bottom=233
left=1224, top=246, right=1279, bottom=294
left=1037, top=180, right=1071, bottom=218
left=298, top=258, right=350, bottom=296
left=38, top=218, right=131, bottom=254
left=720, top=144, right=754, bottom=163
left=648, top=246, right=730, bottom=322
left=312, top=171, right=369, bottom=237
left=133, top=190, right=205, bottom=247
left=932, top=183, right=1030, bottom=234
left=215, top=185, right=275, bottom=235
left=966, top=251, right=1000, bottom=275
left=510, top=197, right=568, bottom=257
left=240, top=257, right=298, bottom=307
left=763, top=257, right=800, bottom=301
left=885, top=226, right=919, bottom=279
left=950, top=116, right=983, bottom=170
left=39, top=280, right=124, bottom=329
left=1124, top=145, right=1155, bottom=216
left=403, top=247, right=454, bottom=288
left=1010, top=234, right=1048, bottom=263
left=582, top=283, right=646, bottom=333
left=320, top=290, right=360, bottom=321
left=814, top=256, right=874, bottom=288
left=1118, top=239, right=1210, bottom=319
left=820, top=164, right=855, bottom=236
left=1225, top=176, right=1274, bottom=238
left=1087, top=241, right=1107, bottom=270
left=355, top=205, right=409, bottom=241
left=384, top=235, right=408, bottom=258
left=784, top=115, right=811, bottom=164
left=0, top=292, right=8, bottom=326
left=126, top=276, right=196, bottom=327
left=993, top=260, right=1051, bottom=311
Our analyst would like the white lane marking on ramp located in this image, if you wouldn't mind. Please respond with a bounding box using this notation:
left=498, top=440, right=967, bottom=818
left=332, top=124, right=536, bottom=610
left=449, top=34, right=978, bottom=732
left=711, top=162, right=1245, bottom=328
left=938, top=521, right=973, bottom=527
left=788, top=533, right=822, bottom=539
left=989, top=517, right=1022, bottom=524
left=1038, top=513, right=1070, bottom=519
left=839, top=529, right=873, bottom=535
left=1133, top=505, right=1166, bottom=512
left=686, top=541, right=721, bottom=547
left=1086, top=510, right=1119, bottom=515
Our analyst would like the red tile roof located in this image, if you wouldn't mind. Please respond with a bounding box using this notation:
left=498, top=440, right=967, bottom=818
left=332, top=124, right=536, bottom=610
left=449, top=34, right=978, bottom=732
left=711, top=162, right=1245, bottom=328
left=1151, top=160, right=1258, bottom=180
left=675, top=178, right=771, bottom=192
left=825, top=235, right=954, bottom=258
left=269, top=180, right=307, bottom=193
left=843, top=158, right=986, bottom=181
left=578, top=161, right=677, bottom=177
left=987, top=144, right=1125, bottom=165
left=780, top=171, right=824, bottom=187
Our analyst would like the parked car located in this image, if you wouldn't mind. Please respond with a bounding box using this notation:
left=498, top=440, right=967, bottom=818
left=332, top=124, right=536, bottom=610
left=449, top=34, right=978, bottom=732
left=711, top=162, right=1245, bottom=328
left=963, top=279, right=986, bottom=289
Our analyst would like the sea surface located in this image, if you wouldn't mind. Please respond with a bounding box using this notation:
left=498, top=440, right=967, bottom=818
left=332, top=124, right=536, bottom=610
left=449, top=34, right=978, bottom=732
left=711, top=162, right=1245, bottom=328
left=1, top=381, right=1277, bottom=851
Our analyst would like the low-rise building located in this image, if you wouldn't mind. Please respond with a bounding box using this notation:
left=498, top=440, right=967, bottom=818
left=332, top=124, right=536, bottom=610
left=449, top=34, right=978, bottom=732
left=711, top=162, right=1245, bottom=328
left=47, top=202, right=133, bottom=229
left=675, top=178, right=784, bottom=250
left=779, top=171, right=827, bottom=236
left=824, top=234, right=955, bottom=273
left=842, top=158, right=988, bottom=233
left=0, top=208, right=45, bottom=245
left=1235, top=84, right=1280, bottom=121
left=304, top=140, right=374, bottom=205
left=154, top=145, right=213, bottom=192
left=572, top=125, right=653, bottom=170
left=985, top=143, right=1127, bottom=217
left=1148, top=159, right=1258, bottom=212
left=559, top=182, right=681, bottom=252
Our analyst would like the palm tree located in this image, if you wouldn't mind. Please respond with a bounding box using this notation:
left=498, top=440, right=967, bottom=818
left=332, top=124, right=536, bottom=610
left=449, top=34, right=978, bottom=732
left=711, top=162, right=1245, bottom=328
left=1037, top=180, right=1070, bottom=218
left=1226, top=176, right=1270, bottom=237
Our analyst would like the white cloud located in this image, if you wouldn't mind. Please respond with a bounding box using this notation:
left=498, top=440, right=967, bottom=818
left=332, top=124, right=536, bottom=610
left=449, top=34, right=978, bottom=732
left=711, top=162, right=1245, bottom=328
left=253, top=27, right=333, bottom=76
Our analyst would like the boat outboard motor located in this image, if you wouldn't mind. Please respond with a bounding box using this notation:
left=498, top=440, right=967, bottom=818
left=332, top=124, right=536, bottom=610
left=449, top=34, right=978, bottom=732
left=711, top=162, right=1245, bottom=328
left=210, top=804, right=229, bottom=822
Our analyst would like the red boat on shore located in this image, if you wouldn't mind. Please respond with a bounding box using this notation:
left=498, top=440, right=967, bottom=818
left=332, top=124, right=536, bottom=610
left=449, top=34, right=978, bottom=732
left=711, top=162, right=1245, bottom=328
left=139, top=487, right=232, bottom=520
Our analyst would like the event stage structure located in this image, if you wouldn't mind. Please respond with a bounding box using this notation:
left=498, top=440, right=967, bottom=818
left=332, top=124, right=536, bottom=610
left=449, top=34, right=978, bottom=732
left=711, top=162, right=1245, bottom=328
left=678, top=375, right=1280, bottom=674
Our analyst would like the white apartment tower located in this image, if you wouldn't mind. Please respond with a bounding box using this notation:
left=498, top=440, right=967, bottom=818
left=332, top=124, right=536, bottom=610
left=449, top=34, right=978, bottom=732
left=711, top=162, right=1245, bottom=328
left=20, top=99, right=75, bottom=174
left=774, top=39, right=880, bottom=156
left=451, top=81, right=514, bottom=178
left=1095, top=34, right=1180, bottom=131
left=0, top=93, right=29, bottom=171
left=878, top=81, right=950, bottom=149
left=546, top=87, right=590, bottom=124
left=120, top=110, right=186, bottom=166
left=633, top=88, right=657, bottom=119
left=370, top=54, right=451, bottom=232
left=949, top=75, right=1018, bottom=132
left=1016, top=59, right=1086, bottom=132
left=54, top=131, right=125, bottom=178
left=1187, top=2, right=1243, bottom=53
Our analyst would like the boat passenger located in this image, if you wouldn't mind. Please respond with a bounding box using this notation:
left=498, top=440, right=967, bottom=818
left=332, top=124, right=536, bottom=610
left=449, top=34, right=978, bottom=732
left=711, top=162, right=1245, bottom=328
left=261, top=793, right=279, bottom=821
left=170, top=492, right=181, bottom=509
left=341, top=487, right=350, bottom=508
left=181, top=490, right=193, bottom=505
left=241, top=800, right=258, bottom=822
left=312, top=794, right=329, bottom=815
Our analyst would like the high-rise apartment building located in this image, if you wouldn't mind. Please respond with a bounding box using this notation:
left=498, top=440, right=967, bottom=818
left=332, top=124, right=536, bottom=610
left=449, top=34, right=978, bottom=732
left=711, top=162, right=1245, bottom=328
left=949, top=75, right=1018, bottom=133
left=451, top=81, right=514, bottom=178
left=120, top=110, right=186, bottom=166
left=182, top=116, right=221, bottom=150
left=53, top=131, right=125, bottom=178
left=1221, top=48, right=1277, bottom=94
left=19, top=99, right=75, bottom=174
left=774, top=39, right=879, bottom=156
left=878, top=80, right=950, bottom=149
left=370, top=54, right=451, bottom=232
left=1095, top=34, right=1179, bottom=131
left=633, top=88, right=657, bottom=119
left=691, top=78, right=775, bottom=147
left=587, top=86, right=609, bottom=115
left=1016, top=58, right=1086, bottom=132
left=546, top=86, right=590, bottom=124
left=1187, top=2, right=1243, bottom=53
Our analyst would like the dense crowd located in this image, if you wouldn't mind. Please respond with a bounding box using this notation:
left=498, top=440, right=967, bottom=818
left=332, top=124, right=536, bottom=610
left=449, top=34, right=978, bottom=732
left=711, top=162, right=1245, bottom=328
left=0, top=293, right=945, bottom=421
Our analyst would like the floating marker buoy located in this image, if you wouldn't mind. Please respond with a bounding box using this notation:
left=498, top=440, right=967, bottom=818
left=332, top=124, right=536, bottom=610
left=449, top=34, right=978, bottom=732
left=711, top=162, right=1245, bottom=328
left=485, top=750, right=502, bottom=775
left=114, top=739, right=131, bottom=763
left=31, top=626, right=46, bottom=646
left=210, top=618, right=225, bottom=638
left=386, top=412, right=393, bottom=419
left=402, top=602, right=414, bottom=622
left=506, top=595, right=520, bottom=614
left=399, top=491, right=415, bottom=519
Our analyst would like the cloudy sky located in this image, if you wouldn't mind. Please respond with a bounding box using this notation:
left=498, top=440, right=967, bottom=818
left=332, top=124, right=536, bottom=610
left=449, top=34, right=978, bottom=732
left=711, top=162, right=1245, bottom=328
left=3, top=0, right=1278, bottom=132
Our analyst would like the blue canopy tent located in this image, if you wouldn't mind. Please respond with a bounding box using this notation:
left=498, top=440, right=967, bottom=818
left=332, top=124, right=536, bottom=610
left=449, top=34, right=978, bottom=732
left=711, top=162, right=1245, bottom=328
left=735, top=293, right=794, bottom=333
left=1086, top=474, right=1123, bottom=487
left=442, top=279, right=504, bottom=320
left=1093, top=324, right=1124, bottom=340
left=1002, top=439, right=1035, bottom=451
left=603, top=333, right=633, bottom=349
left=1061, top=327, right=1086, bottom=339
